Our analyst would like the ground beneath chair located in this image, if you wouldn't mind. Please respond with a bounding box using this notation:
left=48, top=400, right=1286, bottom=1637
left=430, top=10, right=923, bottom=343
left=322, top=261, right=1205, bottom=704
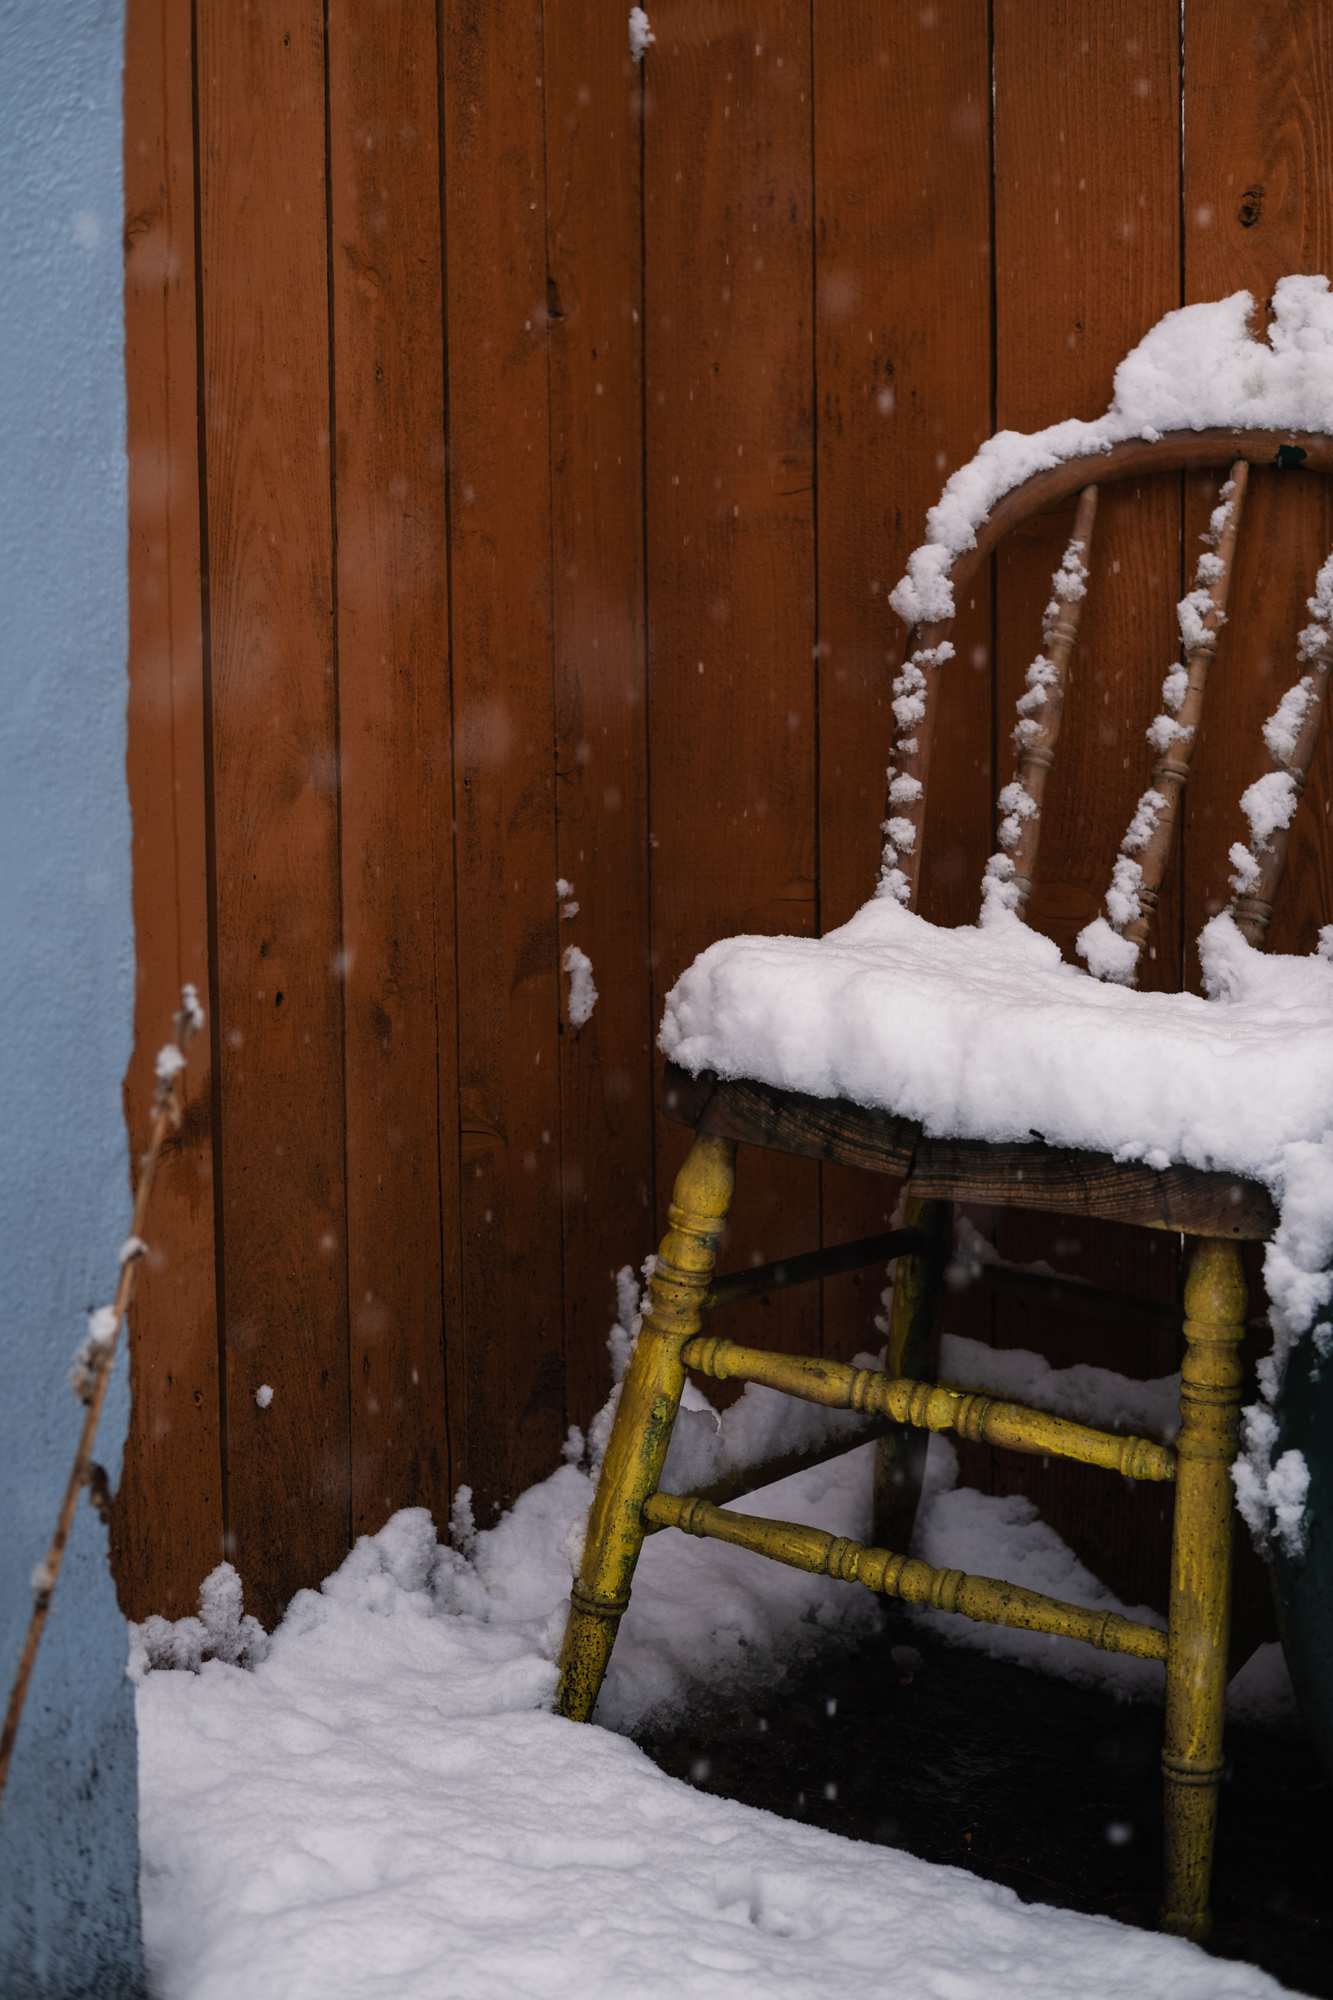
left=642, top=1610, right=1330, bottom=1999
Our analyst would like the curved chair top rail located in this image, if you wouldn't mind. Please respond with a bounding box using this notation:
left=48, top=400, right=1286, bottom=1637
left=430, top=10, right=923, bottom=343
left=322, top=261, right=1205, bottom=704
left=887, top=427, right=1333, bottom=972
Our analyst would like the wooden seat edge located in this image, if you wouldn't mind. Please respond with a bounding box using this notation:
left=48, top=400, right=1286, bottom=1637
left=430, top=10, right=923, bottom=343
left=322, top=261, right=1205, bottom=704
left=662, top=1064, right=1275, bottom=1240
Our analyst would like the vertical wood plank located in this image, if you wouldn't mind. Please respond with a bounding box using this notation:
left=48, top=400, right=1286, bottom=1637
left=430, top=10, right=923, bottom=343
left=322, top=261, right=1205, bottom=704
left=196, top=0, right=348, bottom=1620
left=1183, top=0, right=1333, bottom=1654
left=543, top=7, right=654, bottom=1432
left=645, top=5, right=820, bottom=1359
left=117, top=0, right=224, bottom=1618
left=1182, top=0, right=1333, bottom=968
left=443, top=0, right=565, bottom=1508
left=990, top=0, right=1183, bottom=1608
left=995, top=0, right=1183, bottom=984
left=328, top=0, right=458, bottom=1538
left=814, top=3, right=993, bottom=1360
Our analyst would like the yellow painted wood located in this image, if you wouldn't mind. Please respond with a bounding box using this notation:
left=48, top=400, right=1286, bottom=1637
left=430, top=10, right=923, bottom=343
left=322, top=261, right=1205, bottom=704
left=1161, top=1236, right=1245, bottom=1940
left=557, top=1160, right=1242, bottom=1937
left=645, top=1490, right=1168, bottom=1662
left=683, top=1331, right=1175, bottom=1482
left=555, top=1134, right=736, bottom=1722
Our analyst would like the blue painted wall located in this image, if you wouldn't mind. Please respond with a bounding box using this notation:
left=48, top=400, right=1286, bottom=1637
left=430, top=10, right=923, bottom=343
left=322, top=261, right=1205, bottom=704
left=0, top=1, right=144, bottom=1992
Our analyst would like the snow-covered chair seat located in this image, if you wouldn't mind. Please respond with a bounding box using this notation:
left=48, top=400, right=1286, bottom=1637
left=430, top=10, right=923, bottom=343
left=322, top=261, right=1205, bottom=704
left=559, top=283, right=1333, bottom=1945
left=660, top=892, right=1326, bottom=1250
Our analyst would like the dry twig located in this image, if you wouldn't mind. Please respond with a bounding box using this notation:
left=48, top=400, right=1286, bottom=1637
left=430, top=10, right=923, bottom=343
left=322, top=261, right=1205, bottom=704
left=0, top=987, right=203, bottom=1805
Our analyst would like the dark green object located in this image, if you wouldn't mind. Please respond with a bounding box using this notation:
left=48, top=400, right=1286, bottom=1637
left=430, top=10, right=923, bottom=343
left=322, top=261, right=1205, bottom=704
left=1270, top=1309, right=1333, bottom=1776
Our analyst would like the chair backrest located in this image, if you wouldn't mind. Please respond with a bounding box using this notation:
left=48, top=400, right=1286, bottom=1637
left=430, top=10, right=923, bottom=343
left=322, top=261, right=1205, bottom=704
left=886, top=430, right=1333, bottom=985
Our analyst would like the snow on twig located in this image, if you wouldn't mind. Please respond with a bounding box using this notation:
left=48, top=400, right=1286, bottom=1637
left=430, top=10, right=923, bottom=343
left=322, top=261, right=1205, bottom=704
left=0, top=987, right=204, bottom=1803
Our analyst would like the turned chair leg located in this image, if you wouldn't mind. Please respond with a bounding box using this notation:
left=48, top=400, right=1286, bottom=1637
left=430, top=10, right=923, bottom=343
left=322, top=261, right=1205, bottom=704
left=1161, top=1236, right=1245, bottom=1939
left=555, top=1133, right=736, bottom=1722
left=872, top=1196, right=952, bottom=1554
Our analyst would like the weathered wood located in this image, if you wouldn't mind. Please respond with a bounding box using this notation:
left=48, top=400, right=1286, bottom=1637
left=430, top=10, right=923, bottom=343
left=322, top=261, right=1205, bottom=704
left=873, top=1197, right=951, bottom=1555
left=117, top=0, right=224, bottom=1618
left=1181, top=0, right=1333, bottom=1663
left=646, top=3, right=820, bottom=1365
left=987, top=3, right=1184, bottom=1629
left=328, top=0, right=455, bottom=1538
left=117, top=2, right=1333, bottom=1631
left=1162, top=1238, right=1246, bottom=1939
left=544, top=4, right=654, bottom=1431
left=196, top=0, right=349, bottom=1622
left=992, top=10, right=1187, bottom=980
left=1183, top=0, right=1333, bottom=975
left=705, top=1228, right=927, bottom=1314
left=443, top=0, right=565, bottom=1508
left=988, top=486, right=1099, bottom=917
left=1119, top=463, right=1249, bottom=964
left=815, top=3, right=993, bottom=1359
left=666, top=1064, right=1276, bottom=1240
left=685, top=1070, right=918, bottom=1180
left=645, top=1490, right=1169, bottom=1662
left=1230, top=600, right=1333, bottom=945
left=924, top=433, right=1333, bottom=636
left=681, top=1333, right=1177, bottom=1481
left=899, top=436, right=1333, bottom=913
left=909, top=1136, right=1274, bottom=1240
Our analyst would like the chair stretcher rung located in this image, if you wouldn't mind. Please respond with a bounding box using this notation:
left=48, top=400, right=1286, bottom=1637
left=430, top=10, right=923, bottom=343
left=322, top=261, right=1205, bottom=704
left=644, top=1491, right=1168, bottom=1664
left=703, top=1226, right=927, bottom=1313
left=680, top=1333, right=1175, bottom=1483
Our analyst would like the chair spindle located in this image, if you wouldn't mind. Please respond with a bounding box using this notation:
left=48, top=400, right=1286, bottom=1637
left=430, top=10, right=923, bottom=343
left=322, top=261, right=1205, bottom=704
left=982, top=485, right=1099, bottom=916
left=1228, top=550, right=1333, bottom=946
left=1078, top=461, right=1249, bottom=982
left=881, top=618, right=952, bottom=911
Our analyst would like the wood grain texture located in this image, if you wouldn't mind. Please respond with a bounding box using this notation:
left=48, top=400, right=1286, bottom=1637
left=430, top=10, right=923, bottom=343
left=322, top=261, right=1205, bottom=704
left=1122, top=461, right=1249, bottom=962
left=989, top=0, right=1183, bottom=1611
left=117, top=0, right=224, bottom=1618
left=118, top=1, right=1331, bottom=1624
left=1182, top=0, right=1333, bottom=1654
left=994, top=0, right=1183, bottom=978
left=645, top=5, right=820, bottom=1362
left=328, top=0, right=456, bottom=1538
left=1182, top=0, right=1333, bottom=972
left=814, top=2, right=994, bottom=1361
left=669, top=1068, right=1275, bottom=1239
left=196, top=0, right=348, bottom=1622
left=442, top=0, right=565, bottom=1510
left=543, top=3, right=654, bottom=1431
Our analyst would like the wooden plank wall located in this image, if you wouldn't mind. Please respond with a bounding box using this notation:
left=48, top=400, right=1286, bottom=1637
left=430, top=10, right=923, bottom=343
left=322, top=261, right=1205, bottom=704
left=120, top=0, right=1333, bottom=1625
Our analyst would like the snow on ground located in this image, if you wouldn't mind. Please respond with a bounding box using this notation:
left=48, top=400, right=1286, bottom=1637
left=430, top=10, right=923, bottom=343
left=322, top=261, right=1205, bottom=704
left=139, top=1317, right=1293, bottom=1998
left=139, top=1469, right=1292, bottom=2000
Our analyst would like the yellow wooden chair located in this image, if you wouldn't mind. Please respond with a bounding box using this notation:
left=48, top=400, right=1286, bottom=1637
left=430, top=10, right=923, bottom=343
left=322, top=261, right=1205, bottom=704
left=556, top=424, right=1333, bottom=1941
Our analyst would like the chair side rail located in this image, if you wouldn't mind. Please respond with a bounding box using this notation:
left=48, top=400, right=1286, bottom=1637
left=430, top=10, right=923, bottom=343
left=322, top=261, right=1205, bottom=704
left=681, top=1333, right=1176, bottom=1483
left=644, top=1491, right=1168, bottom=1662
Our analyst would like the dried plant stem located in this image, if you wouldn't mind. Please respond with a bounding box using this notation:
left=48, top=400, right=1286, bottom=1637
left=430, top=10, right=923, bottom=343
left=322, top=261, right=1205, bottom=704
left=0, top=1001, right=198, bottom=1806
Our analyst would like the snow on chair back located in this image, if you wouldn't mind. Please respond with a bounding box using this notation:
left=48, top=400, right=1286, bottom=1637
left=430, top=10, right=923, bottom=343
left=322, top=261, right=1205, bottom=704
left=887, top=430, right=1333, bottom=984
left=1075, top=463, right=1249, bottom=984
left=1228, top=553, right=1333, bottom=948
left=982, top=483, right=1099, bottom=920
